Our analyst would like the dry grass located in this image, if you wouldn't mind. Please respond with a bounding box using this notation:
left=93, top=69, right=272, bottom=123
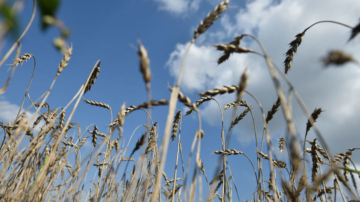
left=0, top=0, right=359, bottom=202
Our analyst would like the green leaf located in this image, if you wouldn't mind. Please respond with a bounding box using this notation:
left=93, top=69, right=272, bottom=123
left=0, top=4, right=20, bottom=39
left=342, top=167, right=360, bottom=175
left=38, top=0, right=60, bottom=31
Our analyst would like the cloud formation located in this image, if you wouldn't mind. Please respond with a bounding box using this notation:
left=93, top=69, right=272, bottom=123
left=0, top=98, right=42, bottom=132
left=166, top=0, right=360, bottom=156
left=154, top=0, right=201, bottom=15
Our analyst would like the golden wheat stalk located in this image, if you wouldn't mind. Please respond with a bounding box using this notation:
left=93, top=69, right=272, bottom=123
left=192, top=0, right=230, bottom=42
left=83, top=99, right=111, bottom=111
left=84, top=60, right=100, bottom=94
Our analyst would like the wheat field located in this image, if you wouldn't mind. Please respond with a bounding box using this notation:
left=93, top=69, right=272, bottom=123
left=0, top=0, right=360, bottom=201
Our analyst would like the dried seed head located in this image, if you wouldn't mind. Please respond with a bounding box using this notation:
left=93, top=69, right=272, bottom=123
left=217, top=35, right=245, bottom=65
left=59, top=110, right=65, bottom=129
left=169, top=87, right=193, bottom=108
left=306, top=108, right=323, bottom=134
left=343, top=148, right=355, bottom=181
left=199, top=85, right=238, bottom=97
left=230, top=106, right=252, bottom=130
left=185, top=96, right=212, bottom=116
left=322, top=50, right=355, bottom=67
left=89, top=125, right=99, bottom=147
left=214, top=149, right=244, bottom=155
left=279, top=137, right=285, bottom=152
left=84, top=99, right=111, bottom=111
left=131, top=132, right=146, bottom=156
left=192, top=0, right=230, bottom=42
left=172, top=110, right=181, bottom=141
left=284, top=33, right=304, bottom=74
left=34, top=102, right=49, bottom=108
left=309, top=140, right=320, bottom=183
left=196, top=129, right=204, bottom=139
left=137, top=40, right=151, bottom=84
left=57, top=45, right=73, bottom=76
left=224, top=100, right=248, bottom=110
left=349, top=21, right=360, bottom=41
left=108, top=100, right=168, bottom=119
left=266, top=97, right=281, bottom=123
left=12, top=53, right=33, bottom=67
left=84, top=60, right=100, bottom=94
left=78, top=136, right=88, bottom=149
left=237, top=68, right=249, bottom=102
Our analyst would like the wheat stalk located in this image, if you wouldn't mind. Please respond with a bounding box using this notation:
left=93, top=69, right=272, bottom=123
left=84, top=60, right=100, bottom=94
left=56, top=45, right=72, bottom=77
left=223, top=100, right=247, bottom=110
left=192, top=0, right=230, bottom=42
left=84, top=99, right=111, bottom=111
left=185, top=96, right=212, bottom=116
left=284, top=33, right=303, bottom=74
left=216, top=35, right=244, bottom=64
left=172, top=110, right=181, bottom=141
left=137, top=40, right=151, bottom=84
left=266, top=97, right=281, bottom=123
left=199, top=85, right=238, bottom=97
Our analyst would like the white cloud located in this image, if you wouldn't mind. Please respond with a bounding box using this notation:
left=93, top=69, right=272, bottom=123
left=0, top=100, right=26, bottom=123
left=166, top=0, right=360, bottom=157
left=154, top=0, right=201, bottom=15
left=0, top=99, right=43, bottom=132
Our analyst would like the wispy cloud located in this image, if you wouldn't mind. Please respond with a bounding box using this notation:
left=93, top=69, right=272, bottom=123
left=0, top=98, right=43, bottom=132
left=153, top=0, right=201, bottom=15
left=166, top=0, right=360, bottom=155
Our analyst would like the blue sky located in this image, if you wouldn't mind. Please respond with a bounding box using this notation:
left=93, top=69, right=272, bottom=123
left=1, top=0, right=360, bottom=200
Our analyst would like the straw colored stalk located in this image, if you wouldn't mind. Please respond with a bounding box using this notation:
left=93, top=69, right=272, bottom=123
left=192, top=0, right=230, bottom=42
left=56, top=45, right=72, bottom=77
